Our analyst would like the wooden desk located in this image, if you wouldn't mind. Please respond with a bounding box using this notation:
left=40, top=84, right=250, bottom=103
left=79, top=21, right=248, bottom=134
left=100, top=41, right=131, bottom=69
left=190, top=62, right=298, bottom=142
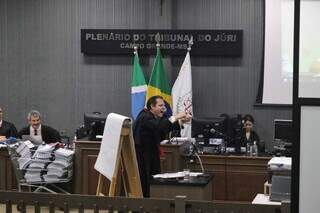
left=73, top=141, right=182, bottom=195
left=160, top=144, right=183, bottom=172
left=74, top=140, right=109, bottom=195
left=2, top=141, right=271, bottom=202
left=72, top=141, right=271, bottom=202
left=185, top=154, right=271, bottom=201
left=150, top=175, right=213, bottom=201
left=0, top=147, right=17, bottom=191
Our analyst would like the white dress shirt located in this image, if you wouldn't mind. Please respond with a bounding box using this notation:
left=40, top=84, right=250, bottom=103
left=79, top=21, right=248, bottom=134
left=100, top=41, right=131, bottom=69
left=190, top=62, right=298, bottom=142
left=30, top=125, right=43, bottom=144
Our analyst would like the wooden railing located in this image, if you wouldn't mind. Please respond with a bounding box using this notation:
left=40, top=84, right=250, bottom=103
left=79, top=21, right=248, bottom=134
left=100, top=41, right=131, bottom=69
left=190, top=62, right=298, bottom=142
left=0, top=190, right=290, bottom=213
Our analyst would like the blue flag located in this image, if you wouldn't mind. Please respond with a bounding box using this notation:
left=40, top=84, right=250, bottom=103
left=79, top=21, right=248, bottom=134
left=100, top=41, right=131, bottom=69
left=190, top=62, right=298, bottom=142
left=131, top=52, right=147, bottom=119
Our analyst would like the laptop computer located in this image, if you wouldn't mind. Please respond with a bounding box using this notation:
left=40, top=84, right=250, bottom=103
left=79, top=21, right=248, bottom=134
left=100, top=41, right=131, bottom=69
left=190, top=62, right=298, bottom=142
left=22, top=135, right=43, bottom=145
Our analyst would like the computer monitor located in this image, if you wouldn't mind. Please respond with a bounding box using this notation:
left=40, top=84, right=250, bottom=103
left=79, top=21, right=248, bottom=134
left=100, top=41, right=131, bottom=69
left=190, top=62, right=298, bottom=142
left=226, top=114, right=244, bottom=149
left=274, top=119, right=293, bottom=143
left=192, top=117, right=227, bottom=144
left=84, top=112, right=107, bottom=140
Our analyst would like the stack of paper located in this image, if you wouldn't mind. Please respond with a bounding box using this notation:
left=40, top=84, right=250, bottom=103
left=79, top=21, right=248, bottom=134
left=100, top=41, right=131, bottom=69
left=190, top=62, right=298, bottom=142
left=43, top=148, right=74, bottom=181
left=28, top=159, right=49, bottom=169
left=55, top=148, right=74, bottom=160
left=24, top=144, right=54, bottom=182
left=16, top=142, right=32, bottom=158
left=14, top=142, right=33, bottom=170
left=18, top=158, right=32, bottom=169
left=9, top=142, right=74, bottom=183
left=43, top=169, right=69, bottom=181
left=24, top=170, right=42, bottom=183
left=33, top=144, right=55, bottom=160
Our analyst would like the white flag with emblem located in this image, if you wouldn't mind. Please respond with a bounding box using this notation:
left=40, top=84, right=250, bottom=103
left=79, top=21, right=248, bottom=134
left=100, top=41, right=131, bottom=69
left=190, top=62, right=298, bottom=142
left=172, top=51, right=193, bottom=138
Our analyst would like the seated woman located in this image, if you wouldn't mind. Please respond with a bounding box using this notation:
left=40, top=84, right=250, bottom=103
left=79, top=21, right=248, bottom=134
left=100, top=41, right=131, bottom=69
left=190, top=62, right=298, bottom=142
left=241, top=114, right=260, bottom=145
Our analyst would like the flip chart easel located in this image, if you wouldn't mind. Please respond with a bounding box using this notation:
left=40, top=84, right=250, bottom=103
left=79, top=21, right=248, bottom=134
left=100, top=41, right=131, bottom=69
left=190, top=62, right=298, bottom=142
left=96, top=122, right=142, bottom=197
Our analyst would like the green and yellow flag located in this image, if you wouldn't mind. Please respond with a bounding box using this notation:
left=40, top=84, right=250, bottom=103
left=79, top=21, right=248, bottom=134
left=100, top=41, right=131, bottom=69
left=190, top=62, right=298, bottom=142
left=146, top=47, right=172, bottom=116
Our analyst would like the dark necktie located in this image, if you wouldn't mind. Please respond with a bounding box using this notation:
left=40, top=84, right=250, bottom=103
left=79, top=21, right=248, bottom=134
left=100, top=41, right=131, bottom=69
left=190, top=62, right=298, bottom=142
left=34, top=129, right=38, bottom=136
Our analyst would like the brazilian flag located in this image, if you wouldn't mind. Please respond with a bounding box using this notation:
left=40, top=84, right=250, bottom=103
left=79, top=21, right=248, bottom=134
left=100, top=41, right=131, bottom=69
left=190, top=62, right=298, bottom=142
left=146, top=47, right=172, bottom=116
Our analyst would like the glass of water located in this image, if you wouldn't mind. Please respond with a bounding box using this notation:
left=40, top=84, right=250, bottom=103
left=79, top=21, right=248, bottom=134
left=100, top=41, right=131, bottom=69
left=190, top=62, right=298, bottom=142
left=183, top=169, right=190, bottom=181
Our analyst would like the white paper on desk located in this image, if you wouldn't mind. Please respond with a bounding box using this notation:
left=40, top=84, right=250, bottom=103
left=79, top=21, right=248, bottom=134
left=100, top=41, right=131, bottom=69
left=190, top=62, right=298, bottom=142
left=153, top=172, right=203, bottom=179
left=94, top=113, right=131, bottom=180
left=153, top=172, right=185, bottom=179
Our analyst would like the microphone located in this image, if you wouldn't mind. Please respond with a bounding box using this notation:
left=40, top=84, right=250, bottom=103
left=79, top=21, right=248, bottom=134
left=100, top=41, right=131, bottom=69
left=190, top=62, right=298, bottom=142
left=178, top=138, right=197, bottom=156
left=178, top=138, right=205, bottom=173
left=209, top=128, right=216, bottom=134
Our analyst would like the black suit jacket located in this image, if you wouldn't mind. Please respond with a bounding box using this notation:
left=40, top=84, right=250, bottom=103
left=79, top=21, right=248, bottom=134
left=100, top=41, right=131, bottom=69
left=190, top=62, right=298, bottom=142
left=133, top=109, right=179, bottom=197
left=0, top=120, right=18, bottom=138
left=18, top=125, right=61, bottom=143
left=241, top=130, right=260, bottom=144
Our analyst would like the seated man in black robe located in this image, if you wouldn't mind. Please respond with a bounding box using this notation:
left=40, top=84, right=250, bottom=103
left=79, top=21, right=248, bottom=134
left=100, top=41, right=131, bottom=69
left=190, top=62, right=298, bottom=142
left=18, top=110, right=61, bottom=144
left=0, top=107, right=18, bottom=140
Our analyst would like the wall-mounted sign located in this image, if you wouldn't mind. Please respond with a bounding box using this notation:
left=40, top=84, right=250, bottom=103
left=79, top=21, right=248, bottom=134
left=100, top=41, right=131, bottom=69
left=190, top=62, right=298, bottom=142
left=81, top=29, right=243, bottom=56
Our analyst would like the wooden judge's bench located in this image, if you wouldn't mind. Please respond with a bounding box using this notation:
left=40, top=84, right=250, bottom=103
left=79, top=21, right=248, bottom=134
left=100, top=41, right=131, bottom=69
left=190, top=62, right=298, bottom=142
left=0, top=141, right=271, bottom=201
left=72, top=141, right=271, bottom=201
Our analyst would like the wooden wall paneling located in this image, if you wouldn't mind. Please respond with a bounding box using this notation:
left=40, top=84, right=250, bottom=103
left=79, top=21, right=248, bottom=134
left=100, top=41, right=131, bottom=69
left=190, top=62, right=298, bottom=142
left=0, top=148, right=16, bottom=191
left=160, top=144, right=182, bottom=172
left=225, top=156, right=270, bottom=201
left=74, top=140, right=109, bottom=195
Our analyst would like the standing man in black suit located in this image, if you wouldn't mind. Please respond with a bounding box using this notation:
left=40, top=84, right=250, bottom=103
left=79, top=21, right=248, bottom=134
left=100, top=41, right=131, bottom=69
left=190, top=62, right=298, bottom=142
left=0, top=107, right=18, bottom=140
left=133, top=96, right=191, bottom=197
left=18, top=110, right=61, bottom=144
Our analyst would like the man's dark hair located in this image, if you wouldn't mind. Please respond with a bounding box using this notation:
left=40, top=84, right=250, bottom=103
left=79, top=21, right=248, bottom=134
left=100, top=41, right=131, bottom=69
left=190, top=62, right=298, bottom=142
left=243, top=114, right=255, bottom=123
left=146, top=96, right=163, bottom=110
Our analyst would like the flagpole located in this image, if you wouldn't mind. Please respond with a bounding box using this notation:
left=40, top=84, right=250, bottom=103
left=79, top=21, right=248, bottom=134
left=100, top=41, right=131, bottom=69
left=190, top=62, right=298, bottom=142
left=133, top=45, right=138, bottom=55
left=187, top=37, right=202, bottom=171
left=155, top=32, right=161, bottom=48
left=187, top=36, right=193, bottom=52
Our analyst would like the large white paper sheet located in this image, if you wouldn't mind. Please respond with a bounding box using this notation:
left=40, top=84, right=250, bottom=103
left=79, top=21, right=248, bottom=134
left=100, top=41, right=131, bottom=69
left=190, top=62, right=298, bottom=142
left=94, top=113, right=131, bottom=180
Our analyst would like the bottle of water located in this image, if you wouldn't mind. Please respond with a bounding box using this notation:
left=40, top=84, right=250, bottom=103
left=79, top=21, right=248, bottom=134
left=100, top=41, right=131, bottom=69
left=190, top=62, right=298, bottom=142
left=252, top=141, right=258, bottom=156
left=189, top=144, right=194, bottom=155
left=72, top=135, right=77, bottom=150
left=246, top=143, right=251, bottom=156
left=221, top=139, right=226, bottom=153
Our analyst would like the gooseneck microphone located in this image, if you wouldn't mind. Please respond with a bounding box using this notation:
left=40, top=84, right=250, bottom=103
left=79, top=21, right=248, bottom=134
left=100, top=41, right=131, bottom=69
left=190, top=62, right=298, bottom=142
left=178, top=138, right=204, bottom=173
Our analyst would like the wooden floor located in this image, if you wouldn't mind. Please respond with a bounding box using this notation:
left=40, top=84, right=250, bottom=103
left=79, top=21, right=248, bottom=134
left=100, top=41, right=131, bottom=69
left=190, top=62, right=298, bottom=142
left=0, top=205, right=110, bottom=213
